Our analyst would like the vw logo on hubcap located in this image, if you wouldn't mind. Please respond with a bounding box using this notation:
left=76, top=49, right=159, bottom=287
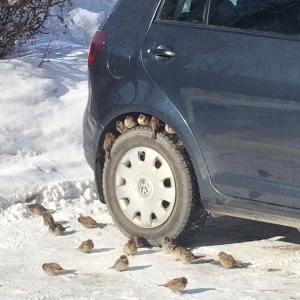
left=138, top=178, right=152, bottom=197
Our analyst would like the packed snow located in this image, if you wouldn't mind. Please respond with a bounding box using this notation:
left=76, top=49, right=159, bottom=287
left=0, top=1, right=300, bottom=299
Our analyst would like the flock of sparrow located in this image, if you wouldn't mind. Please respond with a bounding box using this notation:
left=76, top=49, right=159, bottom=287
left=103, top=113, right=184, bottom=159
left=28, top=203, right=239, bottom=294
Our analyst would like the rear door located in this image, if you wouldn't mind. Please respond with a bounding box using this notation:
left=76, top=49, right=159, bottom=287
left=142, top=0, right=300, bottom=208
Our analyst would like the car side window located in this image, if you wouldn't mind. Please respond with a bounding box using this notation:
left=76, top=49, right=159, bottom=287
left=208, top=0, right=300, bottom=36
left=159, top=0, right=208, bottom=24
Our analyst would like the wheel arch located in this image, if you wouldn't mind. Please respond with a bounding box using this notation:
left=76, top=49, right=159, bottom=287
left=95, top=104, right=211, bottom=207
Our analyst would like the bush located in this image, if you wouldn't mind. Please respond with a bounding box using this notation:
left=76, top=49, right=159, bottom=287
left=0, top=0, right=73, bottom=58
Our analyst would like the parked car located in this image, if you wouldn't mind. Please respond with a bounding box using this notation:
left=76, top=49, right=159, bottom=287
left=83, top=0, right=300, bottom=245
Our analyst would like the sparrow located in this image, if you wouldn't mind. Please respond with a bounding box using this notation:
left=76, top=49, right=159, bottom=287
left=165, top=124, right=175, bottom=135
left=130, top=235, right=151, bottom=248
left=218, top=251, right=236, bottom=269
left=170, top=245, right=186, bottom=260
left=42, top=262, right=67, bottom=276
left=162, top=236, right=177, bottom=254
left=48, top=223, right=68, bottom=236
left=103, top=132, right=116, bottom=159
left=158, top=277, right=188, bottom=293
left=180, top=248, right=198, bottom=264
left=149, top=116, right=160, bottom=139
left=78, top=216, right=101, bottom=229
left=176, top=139, right=184, bottom=151
left=109, top=255, right=129, bottom=272
left=116, top=120, right=126, bottom=134
left=78, top=239, right=94, bottom=253
left=123, top=237, right=137, bottom=256
left=28, top=204, right=48, bottom=216
left=137, top=114, right=149, bottom=126
left=124, top=116, right=137, bottom=130
left=42, top=213, right=55, bottom=227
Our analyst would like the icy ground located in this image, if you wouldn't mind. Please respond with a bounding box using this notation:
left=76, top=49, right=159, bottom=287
left=0, top=0, right=300, bottom=299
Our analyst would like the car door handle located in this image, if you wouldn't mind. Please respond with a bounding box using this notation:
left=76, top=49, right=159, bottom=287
left=147, top=46, right=177, bottom=58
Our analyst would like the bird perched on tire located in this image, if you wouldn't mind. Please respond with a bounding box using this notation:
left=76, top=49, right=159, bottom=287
left=48, top=223, right=68, bottom=236
left=218, top=251, right=236, bottom=269
left=158, top=277, right=188, bottom=293
left=42, top=262, right=67, bottom=276
left=137, top=114, right=149, bottom=126
left=28, top=204, right=48, bottom=216
left=78, top=215, right=101, bottom=229
left=77, top=239, right=94, bottom=253
left=149, top=116, right=160, bottom=139
left=165, top=123, right=175, bottom=135
left=116, top=120, right=126, bottom=134
left=124, top=115, right=137, bottom=130
left=123, top=237, right=137, bottom=256
left=42, top=213, right=55, bottom=227
left=109, top=255, right=129, bottom=272
left=103, top=132, right=116, bottom=160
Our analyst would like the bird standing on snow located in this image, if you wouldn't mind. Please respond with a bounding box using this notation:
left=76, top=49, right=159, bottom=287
left=42, top=262, right=67, bottom=276
left=110, top=255, right=129, bottom=272
left=28, top=204, right=48, bottom=216
left=158, top=277, right=188, bottom=293
left=218, top=251, right=236, bottom=269
left=78, top=216, right=101, bottom=229
left=48, top=223, right=68, bottom=236
left=78, top=239, right=94, bottom=253
left=42, top=213, right=54, bottom=227
left=162, top=236, right=177, bottom=254
left=123, top=237, right=137, bottom=256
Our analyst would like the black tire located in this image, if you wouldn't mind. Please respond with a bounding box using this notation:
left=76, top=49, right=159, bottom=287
left=102, top=126, right=207, bottom=245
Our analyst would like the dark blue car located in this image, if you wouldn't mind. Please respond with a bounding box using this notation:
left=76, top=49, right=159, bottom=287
left=83, top=0, right=300, bottom=245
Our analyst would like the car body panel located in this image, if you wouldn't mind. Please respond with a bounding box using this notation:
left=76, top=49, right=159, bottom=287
left=83, top=0, right=300, bottom=228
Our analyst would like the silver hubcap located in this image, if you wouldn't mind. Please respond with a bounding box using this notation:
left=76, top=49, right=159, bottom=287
left=115, top=147, right=176, bottom=228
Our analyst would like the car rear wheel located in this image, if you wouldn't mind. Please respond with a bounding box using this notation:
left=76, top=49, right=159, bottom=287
left=102, top=126, right=207, bottom=245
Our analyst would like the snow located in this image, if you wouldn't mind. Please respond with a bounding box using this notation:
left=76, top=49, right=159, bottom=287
left=0, top=1, right=300, bottom=299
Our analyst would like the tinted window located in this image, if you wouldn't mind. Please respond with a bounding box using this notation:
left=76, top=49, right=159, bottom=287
left=159, top=0, right=207, bottom=24
left=208, top=0, right=300, bottom=36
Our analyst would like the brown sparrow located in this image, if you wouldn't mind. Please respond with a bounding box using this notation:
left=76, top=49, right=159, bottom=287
left=78, top=239, right=94, bottom=253
left=124, top=116, right=137, bottom=130
left=165, top=124, right=175, bottom=135
left=218, top=251, right=236, bottom=269
left=170, top=245, right=186, bottom=260
left=158, top=277, right=188, bottom=293
left=116, top=120, right=126, bottom=134
left=28, top=204, right=48, bottom=216
left=180, top=248, right=197, bottom=264
left=137, top=114, right=149, bottom=126
left=48, top=223, right=68, bottom=236
left=176, top=139, right=184, bottom=151
left=130, top=235, right=148, bottom=248
left=110, top=255, right=129, bottom=272
left=42, top=213, right=54, bottom=227
left=149, top=116, right=160, bottom=139
left=42, top=262, right=67, bottom=276
left=123, top=237, right=137, bottom=256
left=78, top=216, right=101, bottom=229
left=103, top=132, right=116, bottom=159
left=162, top=236, right=177, bottom=254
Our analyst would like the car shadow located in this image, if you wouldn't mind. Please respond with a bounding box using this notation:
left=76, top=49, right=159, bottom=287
left=188, top=216, right=300, bottom=247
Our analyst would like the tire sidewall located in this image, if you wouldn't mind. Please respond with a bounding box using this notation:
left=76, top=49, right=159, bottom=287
left=103, top=127, right=193, bottom=243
